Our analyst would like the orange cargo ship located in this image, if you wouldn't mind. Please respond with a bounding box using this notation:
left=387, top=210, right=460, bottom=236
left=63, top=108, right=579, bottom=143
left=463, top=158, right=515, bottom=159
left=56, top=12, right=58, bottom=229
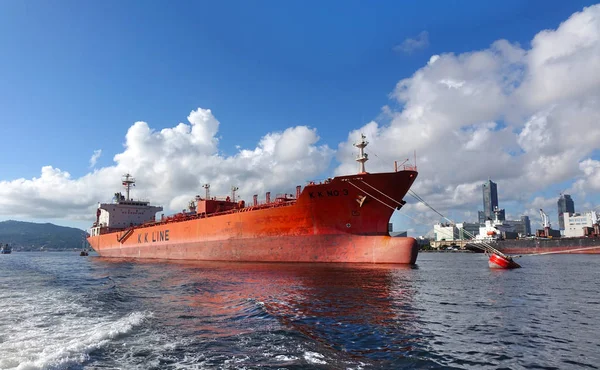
left=87, top=135, right=419, bottom=264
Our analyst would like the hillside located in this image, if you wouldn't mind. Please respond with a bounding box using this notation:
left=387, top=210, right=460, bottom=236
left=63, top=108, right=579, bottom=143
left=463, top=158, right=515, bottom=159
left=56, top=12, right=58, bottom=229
left=0, top=220, right=87, bottom=251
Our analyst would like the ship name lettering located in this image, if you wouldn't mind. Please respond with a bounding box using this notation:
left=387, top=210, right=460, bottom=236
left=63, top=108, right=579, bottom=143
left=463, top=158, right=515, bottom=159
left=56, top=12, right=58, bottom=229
left=309, top=188, right=349, bottom=200
left=138, top=229, right=170, bottom=243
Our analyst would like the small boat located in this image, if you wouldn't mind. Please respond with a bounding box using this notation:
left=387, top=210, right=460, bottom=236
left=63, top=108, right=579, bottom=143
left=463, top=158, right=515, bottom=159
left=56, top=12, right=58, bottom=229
left=0, top=244, right=12, bottom=254
left=80, top=249, right=89, bottom=256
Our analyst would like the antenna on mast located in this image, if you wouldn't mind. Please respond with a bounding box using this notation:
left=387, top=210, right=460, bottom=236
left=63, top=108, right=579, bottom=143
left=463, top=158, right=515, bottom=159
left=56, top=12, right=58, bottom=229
left=414, top=150, right=417, bottom=170
left=122, top=173, right=135, bottom=201
left=231, top=186, right=239, bottom=202
left=353, top=134, right=369, bottom=174
left=202, top=184, right=210, bottom=199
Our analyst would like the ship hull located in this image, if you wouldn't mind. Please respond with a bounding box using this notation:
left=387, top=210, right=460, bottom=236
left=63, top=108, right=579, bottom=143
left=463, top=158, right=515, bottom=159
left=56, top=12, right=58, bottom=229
left=88, top=170, right=420, bottom=264
left=469, top=237, right=600, bottom=255
left=88, top=234, right=418, bottom=264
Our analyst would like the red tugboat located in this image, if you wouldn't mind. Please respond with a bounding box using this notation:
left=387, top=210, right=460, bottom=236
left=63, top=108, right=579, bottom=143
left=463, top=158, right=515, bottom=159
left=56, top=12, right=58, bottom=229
left=87, top=135, right=420, bottom=264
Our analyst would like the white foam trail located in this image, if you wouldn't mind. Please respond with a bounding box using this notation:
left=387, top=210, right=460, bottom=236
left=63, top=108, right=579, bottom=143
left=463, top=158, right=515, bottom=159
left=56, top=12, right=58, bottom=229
left=0, top=287, right=151, bottom=370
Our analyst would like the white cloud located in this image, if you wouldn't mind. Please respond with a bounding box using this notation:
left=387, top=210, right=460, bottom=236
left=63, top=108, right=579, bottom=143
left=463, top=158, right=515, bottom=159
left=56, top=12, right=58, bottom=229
left=89, top=149, right=102, bottom=168
left=517, top=5, right=600, bottom=111
left=0, top=108, right=333, bottom=223
left=394, top=31, right=429, bottom=54
left=344, top=5, right=600, bottom=233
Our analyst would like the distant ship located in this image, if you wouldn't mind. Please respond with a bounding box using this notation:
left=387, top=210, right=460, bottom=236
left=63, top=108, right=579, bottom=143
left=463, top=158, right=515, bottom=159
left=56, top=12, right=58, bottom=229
left=87, top=135, right=420, bottom=264
left=468, top=209, right=600, bottom=255
left=485, top=237, right=600, bottom=255
left=0, top=244, right=12, bottom=254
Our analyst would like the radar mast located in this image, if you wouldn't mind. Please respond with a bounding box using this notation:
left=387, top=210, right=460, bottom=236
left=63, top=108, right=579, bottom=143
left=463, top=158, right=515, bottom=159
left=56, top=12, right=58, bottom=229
left=122, top=174, right=135, bottom=201
left=353, top=134, right=369, bottom=174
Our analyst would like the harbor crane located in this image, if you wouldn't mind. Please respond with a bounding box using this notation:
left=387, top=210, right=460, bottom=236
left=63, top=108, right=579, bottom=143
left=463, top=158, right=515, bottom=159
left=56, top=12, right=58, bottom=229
left=539, top=209, right=551, bottom=228
left=537, top=209, right=552, bottom=238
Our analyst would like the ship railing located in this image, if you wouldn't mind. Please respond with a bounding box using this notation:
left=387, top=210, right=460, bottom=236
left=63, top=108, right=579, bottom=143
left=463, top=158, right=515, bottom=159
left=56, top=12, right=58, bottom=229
left=129, top=199, right=298, bottom=229
left=251, top=197, right=297, bottom=206
left=115, top=198, right=150, bottom=204
left=306, top=178, right=333, bottom=186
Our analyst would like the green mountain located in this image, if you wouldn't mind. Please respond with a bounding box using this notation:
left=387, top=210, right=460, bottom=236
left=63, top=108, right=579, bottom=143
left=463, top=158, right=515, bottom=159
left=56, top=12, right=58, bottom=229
left=0, top=220, right=87, bottom=251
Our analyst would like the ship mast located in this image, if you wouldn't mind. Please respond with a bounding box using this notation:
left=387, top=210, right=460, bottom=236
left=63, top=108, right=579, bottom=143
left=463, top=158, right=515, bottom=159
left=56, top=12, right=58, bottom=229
left=353, top=134, right=369, bottom=174
left=122, top=173, right=135, bottom=201
left=231, top=186, right=239, bottom=202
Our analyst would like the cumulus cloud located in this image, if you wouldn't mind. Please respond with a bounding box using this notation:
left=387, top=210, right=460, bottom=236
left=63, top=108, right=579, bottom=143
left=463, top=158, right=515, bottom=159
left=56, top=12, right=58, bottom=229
left=338, top=4, right=600, bottom=232
left=394, top=31, right=430, bottom=54
left=89, top=149, right=102, bottom=168
left=0, top=108, right=333, bottom=223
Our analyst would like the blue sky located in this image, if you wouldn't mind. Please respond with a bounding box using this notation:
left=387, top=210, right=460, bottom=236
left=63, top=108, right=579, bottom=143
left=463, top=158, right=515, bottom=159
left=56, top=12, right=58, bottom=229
left=1, top=1, right=599, bottom=233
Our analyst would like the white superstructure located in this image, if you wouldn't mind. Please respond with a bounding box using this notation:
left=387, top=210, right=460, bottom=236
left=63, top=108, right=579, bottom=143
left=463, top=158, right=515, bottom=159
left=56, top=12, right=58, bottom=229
left=90, top=174, right=163, bottom=236
left=563, top=211, right=599, bottom=237
left=475, top=209, right=516, bottom=241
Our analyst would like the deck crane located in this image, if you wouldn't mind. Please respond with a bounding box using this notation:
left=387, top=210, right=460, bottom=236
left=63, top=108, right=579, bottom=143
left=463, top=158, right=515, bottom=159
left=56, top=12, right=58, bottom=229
left=538, top=209, right=551, bottom=237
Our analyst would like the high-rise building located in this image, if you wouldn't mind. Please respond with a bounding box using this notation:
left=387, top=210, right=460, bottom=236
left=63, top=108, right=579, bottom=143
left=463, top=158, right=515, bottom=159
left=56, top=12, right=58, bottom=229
left=482, top=179, right=498, bottom=221
left=557, top=194, right=575, bottom=230
left=478, top=211, right=486, bottom=225
left=521, top=215, right=531, bottom=236
left=503, top=216, right=532, bottom=237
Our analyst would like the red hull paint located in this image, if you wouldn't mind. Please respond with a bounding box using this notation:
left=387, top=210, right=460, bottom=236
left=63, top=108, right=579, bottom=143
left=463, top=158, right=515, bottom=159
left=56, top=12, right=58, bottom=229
left=488, top=254, right=521, bottom=269
left=88, top=170, right=420, bottom=264
left=90, top=234, right=418, bottom=264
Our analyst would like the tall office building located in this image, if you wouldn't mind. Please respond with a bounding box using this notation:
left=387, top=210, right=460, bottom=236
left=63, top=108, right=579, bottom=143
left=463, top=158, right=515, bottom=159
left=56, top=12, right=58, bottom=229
left=482, top=179, right=498, bottom=221
left=521, top=215, right=531, bottom=236
left=557, top=194, right=575, bottom=230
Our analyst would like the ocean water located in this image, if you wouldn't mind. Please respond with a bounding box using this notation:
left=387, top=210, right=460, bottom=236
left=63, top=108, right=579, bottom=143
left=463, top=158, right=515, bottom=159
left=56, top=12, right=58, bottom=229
left=0, top=252, right=599, bottom=369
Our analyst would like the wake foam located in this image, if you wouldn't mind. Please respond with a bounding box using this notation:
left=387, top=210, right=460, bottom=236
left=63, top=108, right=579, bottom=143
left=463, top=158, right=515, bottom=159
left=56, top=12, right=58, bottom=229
left=0, top=287, right=151, bottom=370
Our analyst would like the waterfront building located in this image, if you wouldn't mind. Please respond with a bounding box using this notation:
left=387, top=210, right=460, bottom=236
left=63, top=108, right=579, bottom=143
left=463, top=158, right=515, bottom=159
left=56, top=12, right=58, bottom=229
left=456, top=222, right=480, bottom=240
left=557, top=194, right=575, bottom=230
left=434, top=223, right=458, bottom=241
